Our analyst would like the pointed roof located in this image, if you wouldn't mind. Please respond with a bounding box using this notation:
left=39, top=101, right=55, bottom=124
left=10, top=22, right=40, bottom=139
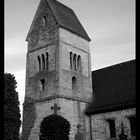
left=26, top=0, right=91, bottom=41
left=47, top=0, right=91, bottom=41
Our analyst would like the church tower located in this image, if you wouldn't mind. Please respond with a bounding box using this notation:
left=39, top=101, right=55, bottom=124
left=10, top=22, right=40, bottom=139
left=22, top=0, right=93, bottom=140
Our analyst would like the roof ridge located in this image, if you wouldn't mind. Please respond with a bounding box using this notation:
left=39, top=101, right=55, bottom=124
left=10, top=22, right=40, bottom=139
left=46, top=0, right=74, bottom=17
left=92, top=59, right=135, bottom=73
left=54, top=0, right=74, bottom=11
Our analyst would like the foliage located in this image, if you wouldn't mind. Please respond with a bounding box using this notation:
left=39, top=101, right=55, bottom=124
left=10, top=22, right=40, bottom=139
left=4, top=73, right=21, bottom=140
left=40, top=114, right=70, bottom=140
left=118, top=122, right=129, bottom=140
left=22, top=97, right=36, bottom=140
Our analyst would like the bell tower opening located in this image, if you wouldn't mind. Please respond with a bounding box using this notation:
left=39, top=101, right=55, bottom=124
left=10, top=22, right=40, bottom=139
left=37, top=56, right=41, bottom=71
left=41, top=54, right=45, bottom=71
left=42, top=13, right=48, bottom=27
left=77, top=55, right=82, bottom=72
left=73, top=54, right=77, bottom=71
left=46, top=52, right=49, bottom=71
left=70, top=52, right=73, bottom=69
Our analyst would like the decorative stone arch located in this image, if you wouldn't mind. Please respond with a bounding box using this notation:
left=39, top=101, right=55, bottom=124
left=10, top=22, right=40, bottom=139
left=70, top=52, right=73, bottom=69
left=37, top=55, right=41, bottom=71
left=46, top=52, right=49, bottom=71
left=39, top=114, right=70, bottom=140
left=42, top=13, right=48, bottom=27
left=41, top=54, right=45, bottom=71
left=77, top=55, right=82, bottom=72
left=73, top=54, right=77, bottom=70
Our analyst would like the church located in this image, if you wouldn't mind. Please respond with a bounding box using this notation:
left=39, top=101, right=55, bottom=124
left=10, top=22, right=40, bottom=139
left=21, top=0, right=136, bottom=140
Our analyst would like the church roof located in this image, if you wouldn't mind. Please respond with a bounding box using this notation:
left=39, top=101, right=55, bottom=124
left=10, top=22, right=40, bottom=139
left=85, top=60, right=136, bottom=116
left=47, top=0, right=91, bottom=41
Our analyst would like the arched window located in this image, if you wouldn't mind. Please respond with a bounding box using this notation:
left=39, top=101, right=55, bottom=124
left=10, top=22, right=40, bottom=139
left=42, top=54, right=45, bottom=71
left=46, top=52, right=49, bottom=71
left=42, top=13, right=48, bottom=27
left=37, top=56, right=41, bottom=71
left=70, top=52, right=73, bottom=69
left=40, top=79, right=45, bottom=91
left=73, top=54, right=77, bottom=70
left=77, top=55, right=81, bottom=71
left=72, top=76, right=77, bottom=90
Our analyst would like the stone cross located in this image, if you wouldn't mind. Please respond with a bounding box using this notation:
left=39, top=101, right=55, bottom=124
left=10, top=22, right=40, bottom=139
left=75, top=124, right=83, bottom=140
left=77, top=124, right=81, bottom=131
left=51, top=103, right=61, bottom=115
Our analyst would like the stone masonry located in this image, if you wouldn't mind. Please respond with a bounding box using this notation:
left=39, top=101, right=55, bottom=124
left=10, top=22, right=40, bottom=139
left=22, top=0, right=93, bottom=140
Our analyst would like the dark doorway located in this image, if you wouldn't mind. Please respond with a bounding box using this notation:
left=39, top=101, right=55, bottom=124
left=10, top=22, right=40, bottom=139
left=106, top=119, right=116, bottom=138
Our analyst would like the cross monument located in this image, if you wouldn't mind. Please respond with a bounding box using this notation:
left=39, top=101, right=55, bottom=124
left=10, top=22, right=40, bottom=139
left=51, top=103, right=61, bottom=115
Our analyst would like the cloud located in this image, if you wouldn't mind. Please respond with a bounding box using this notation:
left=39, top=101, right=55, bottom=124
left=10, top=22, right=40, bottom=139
left=91, top=42, right=135, bottom=70
left=5, top=36, right=27, bottom=72
left=5, top=36, right=27, bottom=55
left=5, top=53, right=26, bottom=72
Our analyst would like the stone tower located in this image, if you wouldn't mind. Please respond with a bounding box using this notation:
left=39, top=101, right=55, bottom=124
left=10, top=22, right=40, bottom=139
left=22, top=0, right=93, bottom=140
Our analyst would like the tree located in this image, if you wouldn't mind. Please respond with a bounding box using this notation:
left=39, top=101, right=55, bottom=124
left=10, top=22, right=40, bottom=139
left=40, top=114, right=70, bottom=140
left=4, top=73, right=21, bottom=140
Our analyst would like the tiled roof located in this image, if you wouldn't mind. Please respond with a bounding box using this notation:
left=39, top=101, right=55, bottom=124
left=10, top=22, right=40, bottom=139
left=47, top=0, right=91, bottom=41
left=86, top=60, right=136, bottom=115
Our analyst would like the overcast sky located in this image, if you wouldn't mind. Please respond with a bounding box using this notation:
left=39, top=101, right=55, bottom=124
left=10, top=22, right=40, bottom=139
left=5, top=0, right=135, bottom=122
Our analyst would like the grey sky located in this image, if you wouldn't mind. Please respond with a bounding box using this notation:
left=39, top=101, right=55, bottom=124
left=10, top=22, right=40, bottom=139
left=5, top=0, right=135, bottom=121
left=5, top=0, right=135, bottom=72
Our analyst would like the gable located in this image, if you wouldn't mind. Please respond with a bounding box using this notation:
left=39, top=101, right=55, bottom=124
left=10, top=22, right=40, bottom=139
left=26, top=0, right=91, bottom=42
left=26, top=0, right=61, bottom=53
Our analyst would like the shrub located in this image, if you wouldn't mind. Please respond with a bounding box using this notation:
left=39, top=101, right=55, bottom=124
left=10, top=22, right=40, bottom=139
left=40, top=114, right=70, bottom=140
left=4, top=73, right=21, bottom=140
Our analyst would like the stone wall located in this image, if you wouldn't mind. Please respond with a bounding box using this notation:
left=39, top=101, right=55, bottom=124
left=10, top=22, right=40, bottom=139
left=58, top=28, right=93, bottom=102
left=28, top=45, right=56, bottom=77
left=26, top=0, right=59, bottom=52
left=91, top=108, right=136, bottom=140
left=23, top=0, right=93, bottom=139
left=22, top=0, right=60, bottom=139
left=25, top=98, right=91, bottom=140
left=22, top=98, right=36, bottom=140
left=24, top=0, right=60, bottom=99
